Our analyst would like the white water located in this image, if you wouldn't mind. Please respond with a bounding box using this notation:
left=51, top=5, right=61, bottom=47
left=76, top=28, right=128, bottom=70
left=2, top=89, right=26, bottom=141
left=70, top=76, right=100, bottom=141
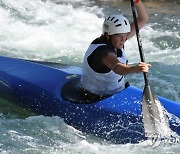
left=1, top=113, right=180, bottom=154
left=0, top=0, right=103, bottom=64
left=1, top=0, right=179, bottom=65
left=0, top=0, right=179, bottom=153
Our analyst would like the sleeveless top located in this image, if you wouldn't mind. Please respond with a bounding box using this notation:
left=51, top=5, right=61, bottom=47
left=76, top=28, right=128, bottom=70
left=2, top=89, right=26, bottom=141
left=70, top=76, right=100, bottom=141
left=81, top=36, right=128, bottom=95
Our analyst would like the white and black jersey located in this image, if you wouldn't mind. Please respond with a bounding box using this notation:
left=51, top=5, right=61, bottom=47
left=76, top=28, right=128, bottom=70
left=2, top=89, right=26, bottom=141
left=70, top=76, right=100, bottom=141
left=81, top=35, right=128, bottom=96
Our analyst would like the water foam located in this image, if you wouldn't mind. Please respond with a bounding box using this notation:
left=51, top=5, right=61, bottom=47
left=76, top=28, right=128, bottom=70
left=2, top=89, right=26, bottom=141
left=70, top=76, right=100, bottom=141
left=0, top=0, right=103, bottom=63
left=0, top=0, right=179, bottom=66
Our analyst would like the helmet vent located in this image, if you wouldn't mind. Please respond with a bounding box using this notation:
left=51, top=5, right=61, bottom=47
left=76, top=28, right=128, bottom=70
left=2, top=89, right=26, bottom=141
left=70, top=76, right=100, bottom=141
left=124, top=20, right=127, bottom=25
left=111, top=17, right=115, bottom=21
left=116, top=24, right=122, bottom=27
left=114, top=19, right=119, bottom=23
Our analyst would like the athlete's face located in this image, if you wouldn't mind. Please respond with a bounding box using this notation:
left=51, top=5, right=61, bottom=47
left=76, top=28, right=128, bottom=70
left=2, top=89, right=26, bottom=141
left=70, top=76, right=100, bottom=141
left=110, top=33, right=128, bottom=49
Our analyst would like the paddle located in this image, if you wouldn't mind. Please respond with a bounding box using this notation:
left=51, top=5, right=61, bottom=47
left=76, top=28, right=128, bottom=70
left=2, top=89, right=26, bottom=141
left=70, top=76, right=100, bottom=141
left=130, top=0, right=171, bottom=137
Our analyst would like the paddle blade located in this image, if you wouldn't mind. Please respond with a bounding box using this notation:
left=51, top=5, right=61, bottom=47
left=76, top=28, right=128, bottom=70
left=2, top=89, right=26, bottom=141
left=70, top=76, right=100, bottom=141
left=142, top=84, right=171, bottom=137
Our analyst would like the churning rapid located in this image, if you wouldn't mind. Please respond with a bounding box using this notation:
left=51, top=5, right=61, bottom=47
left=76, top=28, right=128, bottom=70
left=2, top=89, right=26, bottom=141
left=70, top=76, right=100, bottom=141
left=0, top=0, right=179, bottom=153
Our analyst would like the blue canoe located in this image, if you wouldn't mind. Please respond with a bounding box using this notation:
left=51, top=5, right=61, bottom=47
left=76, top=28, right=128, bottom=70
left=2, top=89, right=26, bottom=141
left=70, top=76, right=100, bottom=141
left=0, top=56, right=179, bottom=143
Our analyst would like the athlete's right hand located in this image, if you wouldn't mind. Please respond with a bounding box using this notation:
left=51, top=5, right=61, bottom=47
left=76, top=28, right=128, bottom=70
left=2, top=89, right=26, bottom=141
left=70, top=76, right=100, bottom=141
left=137, top=62, right=151, bottom=73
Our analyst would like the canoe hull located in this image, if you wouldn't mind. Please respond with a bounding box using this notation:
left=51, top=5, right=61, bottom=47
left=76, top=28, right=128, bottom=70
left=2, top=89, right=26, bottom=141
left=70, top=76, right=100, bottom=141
left=0, top=56, right=179, bottom=143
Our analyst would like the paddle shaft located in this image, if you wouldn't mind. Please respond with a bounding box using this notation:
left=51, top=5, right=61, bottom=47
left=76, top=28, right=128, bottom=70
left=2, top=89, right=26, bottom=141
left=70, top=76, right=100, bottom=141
left=130, top=0, right=149, bottom=85
left=130, top=0, right=171, bottom=137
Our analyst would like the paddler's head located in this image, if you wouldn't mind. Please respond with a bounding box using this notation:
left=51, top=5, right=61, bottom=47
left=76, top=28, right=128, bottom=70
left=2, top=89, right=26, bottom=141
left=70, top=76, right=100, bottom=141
left=103, top=14, right=130, bottom=49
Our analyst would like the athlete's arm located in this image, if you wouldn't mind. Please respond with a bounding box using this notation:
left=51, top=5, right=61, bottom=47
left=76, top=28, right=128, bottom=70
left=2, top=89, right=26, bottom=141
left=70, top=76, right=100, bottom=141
left=102, top=53, right=151, bottom=75
left=127, top=0, right=149, bottom=39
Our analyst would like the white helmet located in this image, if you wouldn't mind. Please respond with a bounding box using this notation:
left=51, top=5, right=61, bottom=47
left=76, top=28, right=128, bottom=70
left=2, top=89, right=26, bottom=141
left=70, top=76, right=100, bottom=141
left=103, top=14, right=130, bottom=35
